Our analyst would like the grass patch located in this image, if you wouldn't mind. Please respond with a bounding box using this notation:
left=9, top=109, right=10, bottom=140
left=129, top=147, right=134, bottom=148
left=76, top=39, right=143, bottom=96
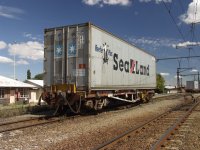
left=0, top=104, right=50, bottom=118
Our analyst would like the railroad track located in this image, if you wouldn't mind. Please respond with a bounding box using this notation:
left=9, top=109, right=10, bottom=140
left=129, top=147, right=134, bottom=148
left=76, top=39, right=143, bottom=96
left=0, top=115, right=63, bottom=133
left=151, top=96, right=200, bottom=150
left=0, top=103, right=140, bottom=134
left=94, top=97, right=200, bottom=150
left=0, top=94, right=195, bottom=135
left=0, top=112, right=81, bottom=134
left=0, top=102, right=136, bottom=134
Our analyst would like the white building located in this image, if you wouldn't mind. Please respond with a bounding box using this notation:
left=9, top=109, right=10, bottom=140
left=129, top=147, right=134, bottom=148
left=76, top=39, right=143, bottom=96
left=165, top=85, right=178, bottom=93
left=0, top=75, right=37, bottom=104
left=24, top=80, right=43, bottom=103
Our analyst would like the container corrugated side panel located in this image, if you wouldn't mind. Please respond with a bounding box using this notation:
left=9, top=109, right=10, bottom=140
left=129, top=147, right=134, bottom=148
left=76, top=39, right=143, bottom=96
left=89, top=25, right=156, bottom=90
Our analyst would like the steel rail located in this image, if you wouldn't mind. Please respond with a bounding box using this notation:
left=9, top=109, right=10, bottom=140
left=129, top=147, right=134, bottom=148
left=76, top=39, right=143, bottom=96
left=93, top=101, right=193, bottom=150
left=0, top=117, right=60, bottom=133
left=150, top=100, right=200, bottom=150
left=0, top=114, right=80, bottom=133
left=93, top=109, right=174, bottom=150
left=0, top=94, right=188, bottom=136
left=0, top=115, right=55, bottom=127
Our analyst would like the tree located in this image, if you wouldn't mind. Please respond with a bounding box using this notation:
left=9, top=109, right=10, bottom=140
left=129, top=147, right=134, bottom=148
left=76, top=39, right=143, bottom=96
left=27, top=69, right=31, bottom=79
left=33, top=73, right=43, bottom=80
left=156, top=74, right=165, bottom=93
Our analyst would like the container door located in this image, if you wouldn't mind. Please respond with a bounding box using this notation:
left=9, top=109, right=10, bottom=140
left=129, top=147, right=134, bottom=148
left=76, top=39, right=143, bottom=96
left=66, top=26, right=89, bottom=89
left=54, top=29, right=64, bottom=84
left=44, top=31, right=54, bottom=86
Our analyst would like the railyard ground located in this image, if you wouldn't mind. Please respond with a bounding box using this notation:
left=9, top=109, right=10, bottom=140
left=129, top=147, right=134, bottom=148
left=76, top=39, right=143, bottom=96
left=0, top=93, right=200, bottom=150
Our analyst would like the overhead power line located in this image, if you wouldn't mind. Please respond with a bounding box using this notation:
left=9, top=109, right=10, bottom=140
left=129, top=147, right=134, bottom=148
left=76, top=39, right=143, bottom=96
left=162, top=0, right=186, bottom=42
left=178, top=0, right=184, bottom=13
left=157, top=55, right=200, bottom=62
left=181, top=73, right=199, bottom=77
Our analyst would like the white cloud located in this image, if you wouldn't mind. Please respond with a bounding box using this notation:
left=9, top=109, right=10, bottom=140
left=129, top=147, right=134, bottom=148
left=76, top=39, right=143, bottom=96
left=0, top=41, right=7, bottom=49
left=8, top=41, right=44, bottom=60
left=24, top=33, right=32, bottom=38
left=190, top=69, right=198, bottom=72
left=139, top=0, right=172, bottom=4
left=139, top=0, right=151, bottom=2
left=0, top=5, right=24, bottom=19
left=128, top=36, right=180, bottom=50
left=160, top=72, right=170, bottom=76
left=83, top=0, right=101, bottom=5
left=103, top=0, right=131, bottom=5
left=172, top=41, right=200, bottom=48
left=23, top=33, right=40, bottom=41
left=16, top=59, right=29, bottom=65
left=180, top=0, right=200, bottom=24
left=0, top=56, right=13, bottom=63
left=82, top=0, right=131, bottom=6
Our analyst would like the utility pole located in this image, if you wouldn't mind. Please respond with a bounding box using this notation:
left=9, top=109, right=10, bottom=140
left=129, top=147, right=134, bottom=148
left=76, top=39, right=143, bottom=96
left=198, top=72, right=200, bottom=90
left=177, top=60, right=181, bottom=89
left=157, top=56, right=200, bottom=89
left=14, top=52, right=15, bottom=80
left=13, top=41, right=16, bottom=80
left=177, top=66, right=192, bottom=91
left=177, top=68, right=180, bottom=89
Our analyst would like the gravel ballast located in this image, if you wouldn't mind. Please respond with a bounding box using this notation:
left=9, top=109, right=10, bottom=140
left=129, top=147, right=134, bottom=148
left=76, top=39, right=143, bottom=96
left=0, top=97, right=199, bottom=150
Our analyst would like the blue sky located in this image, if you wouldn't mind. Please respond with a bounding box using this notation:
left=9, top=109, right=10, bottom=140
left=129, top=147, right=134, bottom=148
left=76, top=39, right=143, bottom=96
left=0, top=0, right=200, bottom=86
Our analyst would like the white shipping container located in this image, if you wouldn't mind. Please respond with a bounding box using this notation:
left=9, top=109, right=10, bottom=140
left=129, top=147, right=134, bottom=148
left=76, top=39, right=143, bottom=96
left=90, top=25, right=156, bottom=90
left=186, top=81, right=199, bottom=90
left=44, top=23, right=156, bottom=91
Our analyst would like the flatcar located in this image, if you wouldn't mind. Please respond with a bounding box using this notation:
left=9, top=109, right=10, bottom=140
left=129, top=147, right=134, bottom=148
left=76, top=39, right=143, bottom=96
left=39, top=22, right=156, bottom=114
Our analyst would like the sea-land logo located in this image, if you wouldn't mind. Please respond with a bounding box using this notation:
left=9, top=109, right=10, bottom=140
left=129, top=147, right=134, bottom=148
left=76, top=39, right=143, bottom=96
left=95, top=43, right=113, bottom=63
left=95, top=43, right=149, bottom=76
left=113, top=53, right=149, bottom=76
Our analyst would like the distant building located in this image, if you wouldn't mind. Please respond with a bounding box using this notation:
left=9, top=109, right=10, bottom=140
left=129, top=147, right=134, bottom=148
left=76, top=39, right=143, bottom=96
left=0, top=75, right=36, bottom=104
left=165, top=85, right=178, bottom=93
left=24, top=80, right=43, bottom=103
